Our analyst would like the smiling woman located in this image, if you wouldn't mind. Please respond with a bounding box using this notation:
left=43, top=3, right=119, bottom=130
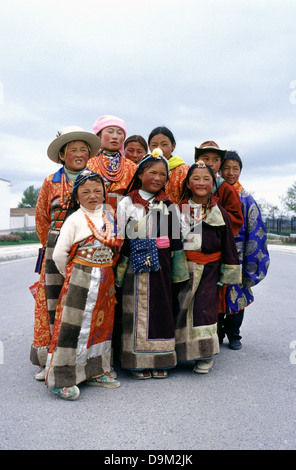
left=58, top=141, right=90, bottom=172
left=115, top=149, right=189, bottom=379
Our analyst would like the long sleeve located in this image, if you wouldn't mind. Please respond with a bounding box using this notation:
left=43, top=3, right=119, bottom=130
left=219, top=206, right=242, bottom=285
left=35, top=177, right=52, bottom=246
left=216, top=181, right=244, bottom=235
left=239, top=191, right=270, bottom=288
left=52, top=216, right=77, bottom=276
left=52, top=206, right=104, bottom=275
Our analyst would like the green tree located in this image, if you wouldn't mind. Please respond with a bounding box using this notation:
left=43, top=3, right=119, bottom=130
left=283, top=181, right=296, bottom=214
left=18, top=185, right=40, bottom=208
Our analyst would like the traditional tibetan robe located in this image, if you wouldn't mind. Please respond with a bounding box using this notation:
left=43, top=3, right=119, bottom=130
left=30, top=167, right=74, bottom=366
left=166, top=156, right=190, bottom=204
left=87, top=151, right=137, bottom=211
left=116, top=189, right=189, bottom=371
left=213, top=175, right=244, bottom=312
left=45, top=205, right=121, bottom=388
left=225, top=181, right=270, bottom=313
left=175, top=197, right=242, bottom=362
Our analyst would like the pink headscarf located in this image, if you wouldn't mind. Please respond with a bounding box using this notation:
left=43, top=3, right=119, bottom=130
left=93, top=115, right=126, bottom=154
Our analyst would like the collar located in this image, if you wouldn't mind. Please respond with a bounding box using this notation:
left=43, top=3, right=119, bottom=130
left=52, top=166, right=67, bottom=183
left=168, top=155, right=186, bottom=170
left=233, top=180, right=243, bottom=194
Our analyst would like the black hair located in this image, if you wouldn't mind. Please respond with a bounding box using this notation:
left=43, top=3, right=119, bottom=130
left=148, top=126, right=176, bottom=146
left=58, top=140, right=91, bottom=165
left=221, top=150, right=243, bottom=170
left=124, top=134, right=148, bottom=152
left=124, top=156, right=169, bottom=194
left=181, top=162, right=218, bottom=199
left=65, top=170, right=106, bottom=218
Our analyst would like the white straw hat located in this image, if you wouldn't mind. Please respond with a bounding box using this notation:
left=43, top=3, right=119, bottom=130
left=47, top=126, right=101, bottom=163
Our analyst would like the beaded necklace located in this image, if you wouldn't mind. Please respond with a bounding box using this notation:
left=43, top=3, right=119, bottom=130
left=189, top=201, right=211, bottom=223
left=95, top=150, right=125, bottom=183
left=60, top=172, right=73, bottom=210
left=84, top=212, right=117, bottom=248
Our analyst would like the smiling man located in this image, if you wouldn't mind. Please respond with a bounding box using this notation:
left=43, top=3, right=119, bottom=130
left=218, top=150, right=270, bottom=349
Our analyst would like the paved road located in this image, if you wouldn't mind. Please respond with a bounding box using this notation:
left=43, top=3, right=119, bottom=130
left=0, top=249, right=295, bottom=450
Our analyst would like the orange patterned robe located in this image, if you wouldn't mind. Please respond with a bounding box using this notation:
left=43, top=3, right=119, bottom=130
left=166, top=156, right=190, bottom=204
left=45, top=231, right=120, bottom=388
left=30, top=167, right=73, bottom=366
left=87, top=153, right=137, bottom=211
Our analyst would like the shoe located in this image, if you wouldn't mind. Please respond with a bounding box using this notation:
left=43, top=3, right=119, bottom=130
left=229, top=338, right=242, bottom=350
left=109, top=367, right=117, bottom=379
left=86, top=373, right=120, bottom=388
left=130, top=370, right=152, bottom=380
left=52, top=386, right=80, bottom=400
left=193, top=358, right=214, bottom=374
left=151, top=369, right=168, bottom=378
left=34, top=366, right=46, bottom=381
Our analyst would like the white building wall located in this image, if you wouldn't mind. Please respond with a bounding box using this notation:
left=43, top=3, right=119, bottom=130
left=10, top=215, right=36, bottom=230
left=0, top=179, right=11, bottom=231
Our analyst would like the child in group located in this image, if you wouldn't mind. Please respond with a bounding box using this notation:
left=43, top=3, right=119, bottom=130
left=148, top=126, right=190, bottom=204
left=175, top=161, right=242, bottom=374
left=194, top=141, right=244, bottom=315
left=45, top=170, right=121, bottom=400
left=30, top=126, right=101, bottom=379
left=87, top=115, right=138, bottom=359
left=194, top=141, right=244, bottom=235
left=87, top=115, right=137, bottom=211
left=218, top=151, right=270, bottom=349
left=124, top=135, right=148, bottom=164
left=116, top=149, right=189, bottom=379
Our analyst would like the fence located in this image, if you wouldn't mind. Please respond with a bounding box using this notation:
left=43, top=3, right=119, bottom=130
left=265, top=217, right=296, bottom=235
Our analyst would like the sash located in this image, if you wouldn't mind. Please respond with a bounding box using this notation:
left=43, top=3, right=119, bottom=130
left=185, top=250, right=222, bottom=265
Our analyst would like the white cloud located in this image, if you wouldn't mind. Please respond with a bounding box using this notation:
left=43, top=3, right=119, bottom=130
left=1, top=0, right=296, bottom=208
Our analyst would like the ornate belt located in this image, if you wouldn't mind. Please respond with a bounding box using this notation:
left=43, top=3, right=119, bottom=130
left=50, top=209, right=68, bottom=230
left=74, top=245, right=113, bottom=266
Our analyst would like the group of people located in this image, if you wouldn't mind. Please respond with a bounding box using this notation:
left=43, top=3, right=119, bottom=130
left=30, top=115, right=270, bottom=401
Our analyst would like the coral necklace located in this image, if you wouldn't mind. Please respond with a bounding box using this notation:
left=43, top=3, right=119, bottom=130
left=84, top=212, right=117, bottom=248
left=95, top=151, right=125, bottom=182
left=191, top=205, right=210, bottom=222
left=60, top=173, right=72, bottom=210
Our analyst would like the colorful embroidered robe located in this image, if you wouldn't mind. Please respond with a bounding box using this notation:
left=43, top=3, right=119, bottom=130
left=225, top=181, right=270, bottom=314
left=116, top=189, right=189, bottom=371
left=45, top=211, right=120, bottom=388
left=30, top=167, right=73, bottom=366
left=214, top=175, right=244, bottom=236
left=87, top=153, right=137, bottom=210
left=175, top=198, right=242, bottom=362
left=166, top=156, right=190, bottom=204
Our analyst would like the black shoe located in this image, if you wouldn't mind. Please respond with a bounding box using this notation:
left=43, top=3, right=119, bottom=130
left=229, top=338, right=242, bottom=350
left=218, top=334, right=224, bottom=345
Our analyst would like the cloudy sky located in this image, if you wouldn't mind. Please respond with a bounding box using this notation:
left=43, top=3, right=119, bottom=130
left=1, top=0, right=296, bottom=209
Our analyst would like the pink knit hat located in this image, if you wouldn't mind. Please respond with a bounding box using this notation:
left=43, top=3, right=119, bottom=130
left=93, top=115, right=126, bottom=154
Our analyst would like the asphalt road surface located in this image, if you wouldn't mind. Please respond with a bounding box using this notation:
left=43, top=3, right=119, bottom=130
left=0, top=251, right=295, bottom=451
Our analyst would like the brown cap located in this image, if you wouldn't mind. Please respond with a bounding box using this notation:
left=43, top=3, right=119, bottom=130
left=194, top=141, right=227, bottom=160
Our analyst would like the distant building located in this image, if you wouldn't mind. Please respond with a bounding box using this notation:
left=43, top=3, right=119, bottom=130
left=1, top=178, right=37, bottom=232
left=0, top=178, right=11, bottom=231
left=10, top=207, right=36, bottom=231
